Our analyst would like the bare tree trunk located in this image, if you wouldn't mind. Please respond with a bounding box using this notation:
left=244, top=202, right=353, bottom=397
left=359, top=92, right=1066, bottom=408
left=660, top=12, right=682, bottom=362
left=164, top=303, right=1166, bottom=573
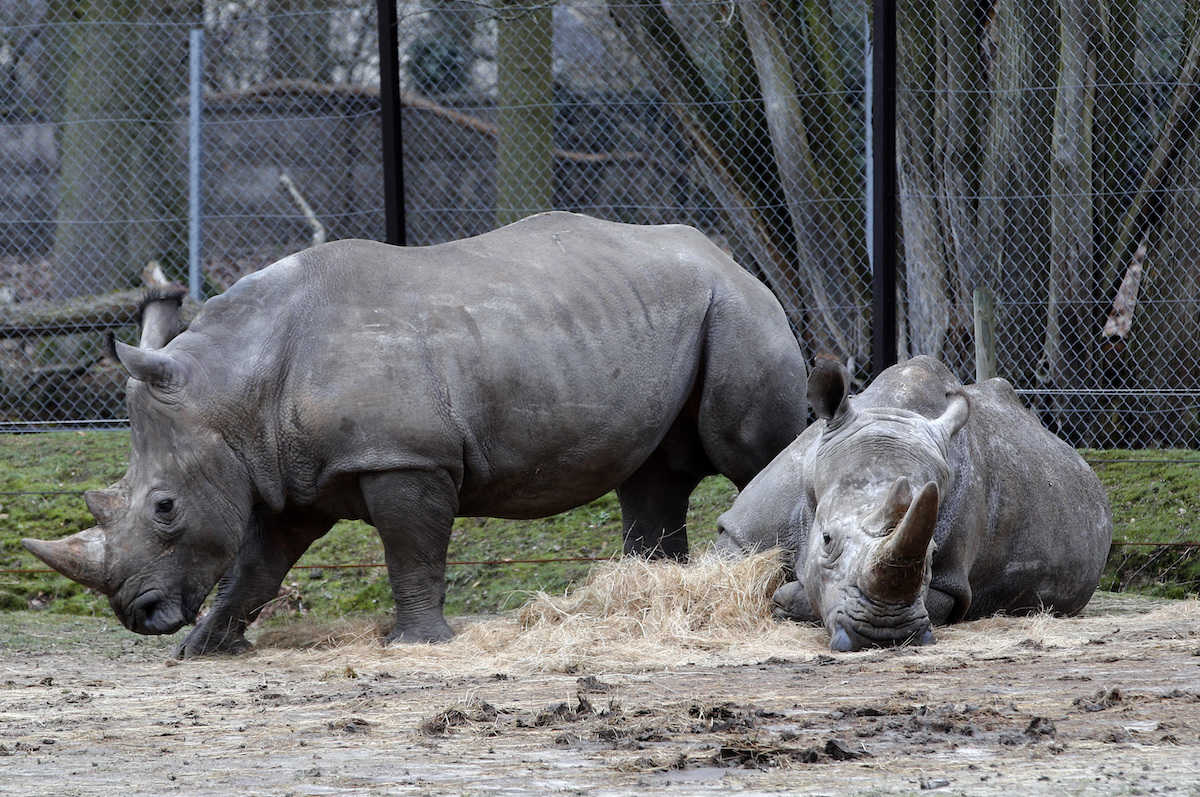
left=738, top=0, right=865, bottom=361
left=933, top=0, right=988, bottom=369
left=1091, top=0, right=1137, bottom=269
left=1099, top=17, right=1200, bottom=295
left=1134, top=131, right=1200, bottom=447
left=794, top=0, right=862, bottom=240
left=495, top=1, right=553, bottom=226
left=53, top=0, right=138, bottom=296
left=1120, top=5, right=1200, bottom=447
left=270, top=0, right=326, bottom=82
left=52, top=0, right=195, bottom=297
left=1041, top=0, right=1096, bottom=443
left=897, top=0, right=953, bottom=360
left=978, top=0, right=1056, bottom=385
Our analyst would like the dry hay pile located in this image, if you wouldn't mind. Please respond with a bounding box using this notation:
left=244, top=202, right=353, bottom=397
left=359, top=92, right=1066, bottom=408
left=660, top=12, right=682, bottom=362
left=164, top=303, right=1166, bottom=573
left=256, top=548, right=830, bottom=674
left=253, top=549, right=1200, bottom=677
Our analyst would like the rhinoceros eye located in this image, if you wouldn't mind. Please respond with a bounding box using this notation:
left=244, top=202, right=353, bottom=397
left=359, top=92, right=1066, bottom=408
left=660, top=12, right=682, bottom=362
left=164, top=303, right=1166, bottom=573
left=155, top=498, right=175, bottom=515
left=822, top=532, right=832, bottom=547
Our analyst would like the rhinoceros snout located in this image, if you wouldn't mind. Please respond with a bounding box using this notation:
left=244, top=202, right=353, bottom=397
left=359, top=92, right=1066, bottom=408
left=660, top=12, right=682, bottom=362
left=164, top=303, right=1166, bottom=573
left=122, top=590, right=186, bottom=635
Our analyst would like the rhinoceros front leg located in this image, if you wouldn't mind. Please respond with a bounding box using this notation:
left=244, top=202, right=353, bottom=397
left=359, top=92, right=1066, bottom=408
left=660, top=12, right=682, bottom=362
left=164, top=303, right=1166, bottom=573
left=771, top=580, right=818, bottom=622
left=176, top=510, right=333, bottom=658
left=925, top=587, right=964, bottom=626
left=360, top=469, right=457, bottom=644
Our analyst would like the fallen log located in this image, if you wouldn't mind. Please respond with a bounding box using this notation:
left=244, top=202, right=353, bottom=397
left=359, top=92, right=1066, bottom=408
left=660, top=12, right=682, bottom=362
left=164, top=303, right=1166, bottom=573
left=0, top=266, right=200, bottom=340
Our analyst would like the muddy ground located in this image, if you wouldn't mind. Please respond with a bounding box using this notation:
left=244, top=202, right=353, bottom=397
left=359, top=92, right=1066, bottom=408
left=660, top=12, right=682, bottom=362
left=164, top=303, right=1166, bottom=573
left=1, top=594, right=1198, bottom=796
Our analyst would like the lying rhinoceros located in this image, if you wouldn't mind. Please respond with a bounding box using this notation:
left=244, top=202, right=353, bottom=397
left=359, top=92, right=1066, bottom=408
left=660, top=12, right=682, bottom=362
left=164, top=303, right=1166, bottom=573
left=716, top=355, right=1112, bottom=652
left=23, top=212, right=808, bottom=656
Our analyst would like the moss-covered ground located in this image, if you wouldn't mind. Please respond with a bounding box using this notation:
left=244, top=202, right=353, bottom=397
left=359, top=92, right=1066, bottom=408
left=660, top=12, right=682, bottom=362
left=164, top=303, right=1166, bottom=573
left=1, top=432, right=1196, bottom=622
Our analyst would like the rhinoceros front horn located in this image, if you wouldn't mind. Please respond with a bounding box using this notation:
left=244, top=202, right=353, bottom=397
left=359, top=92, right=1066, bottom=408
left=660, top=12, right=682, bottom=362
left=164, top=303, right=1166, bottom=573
left=22, top=527, right=110, bottom=594
left=863, top=480, right=940, bottom=604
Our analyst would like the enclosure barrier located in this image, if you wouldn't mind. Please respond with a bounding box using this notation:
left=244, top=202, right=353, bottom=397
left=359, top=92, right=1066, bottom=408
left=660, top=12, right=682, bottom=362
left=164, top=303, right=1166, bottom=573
left=3, top=453, right=1197, bottom=589
left=2, top=1, right=1198, bottom=448
left=2, top=3, right=1196, bottom=599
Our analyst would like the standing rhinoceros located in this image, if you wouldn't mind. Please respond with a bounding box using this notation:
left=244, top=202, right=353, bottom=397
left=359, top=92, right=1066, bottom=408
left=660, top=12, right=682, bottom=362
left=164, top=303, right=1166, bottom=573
left=23, top=212, right=808, bottom=656
left=716, top=355, right=1112, bottom=652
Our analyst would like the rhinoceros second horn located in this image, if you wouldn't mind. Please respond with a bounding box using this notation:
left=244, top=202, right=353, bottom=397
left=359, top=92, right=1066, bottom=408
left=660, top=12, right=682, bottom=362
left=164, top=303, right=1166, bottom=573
left=22, top=527, right=109, bottom=593
left=84, top=488, right=123, bottom=528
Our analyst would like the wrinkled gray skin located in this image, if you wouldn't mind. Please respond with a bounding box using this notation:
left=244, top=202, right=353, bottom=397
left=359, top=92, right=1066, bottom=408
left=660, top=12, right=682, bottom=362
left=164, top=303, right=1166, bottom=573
left=23, top=212, right=808, bottom=656
left=716, top=356, right=1112, bottom=652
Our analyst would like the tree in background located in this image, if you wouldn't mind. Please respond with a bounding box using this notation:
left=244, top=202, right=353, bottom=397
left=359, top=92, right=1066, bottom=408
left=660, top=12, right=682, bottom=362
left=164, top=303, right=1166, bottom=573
left=495, top=0, right=553, bottom=227
left=607, top=0, right=869, bottom=371
left=270, top=0, right=328, bottom=82
left=50, top=0, right=197, bottom=296
left=407, top=0, right=479, bottom=96
left=897, top=0, right=1199, bottom=445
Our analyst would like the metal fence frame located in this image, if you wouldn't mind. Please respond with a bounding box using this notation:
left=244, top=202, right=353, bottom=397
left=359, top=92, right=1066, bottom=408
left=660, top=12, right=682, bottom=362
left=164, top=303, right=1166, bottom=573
left=0, top=1, right=1196, bottom=450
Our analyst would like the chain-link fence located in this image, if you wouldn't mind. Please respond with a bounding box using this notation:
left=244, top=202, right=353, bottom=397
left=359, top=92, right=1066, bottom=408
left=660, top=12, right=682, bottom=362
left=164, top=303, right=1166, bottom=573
left=0, top=2, right=384, bottom=429
left=896, top=0, right=1200, bottom=451
left=1, top=1, right=1197, bottom=450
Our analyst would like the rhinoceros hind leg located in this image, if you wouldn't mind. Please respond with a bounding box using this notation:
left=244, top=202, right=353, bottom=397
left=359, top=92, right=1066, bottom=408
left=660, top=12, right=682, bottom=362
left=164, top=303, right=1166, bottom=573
left=617, top=453, right=706, bottom=562
left=618, top=407, right=710, bottom=561
left=175, top=509, right=334, bottom=658
left=361, top=469, right=457, bottom=644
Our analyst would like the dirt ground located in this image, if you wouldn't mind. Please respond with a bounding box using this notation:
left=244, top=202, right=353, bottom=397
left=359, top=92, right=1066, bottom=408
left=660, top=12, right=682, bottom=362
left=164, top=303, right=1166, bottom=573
left=1, top=593, right=1198, bottom=796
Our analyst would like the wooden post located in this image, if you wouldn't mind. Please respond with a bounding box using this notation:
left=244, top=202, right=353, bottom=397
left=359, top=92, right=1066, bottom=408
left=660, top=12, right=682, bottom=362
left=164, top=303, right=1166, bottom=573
left=973, top=286, right=996, bottom=383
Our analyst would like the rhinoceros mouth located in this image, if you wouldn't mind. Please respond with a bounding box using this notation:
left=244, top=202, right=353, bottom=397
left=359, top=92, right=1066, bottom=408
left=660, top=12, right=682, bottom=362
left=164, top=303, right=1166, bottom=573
left=116, top=589, right=188, bottom=635
left=828, top=616, right=933, bottom=652
left=828, top=592, right=933, bottom=651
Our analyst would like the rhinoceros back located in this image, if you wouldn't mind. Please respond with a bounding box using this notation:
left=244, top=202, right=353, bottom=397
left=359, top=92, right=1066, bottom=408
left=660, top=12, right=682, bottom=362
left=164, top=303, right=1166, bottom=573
left=171, top=212, right=804, bottom=517
left=955, top=375, right=1112, bottom=618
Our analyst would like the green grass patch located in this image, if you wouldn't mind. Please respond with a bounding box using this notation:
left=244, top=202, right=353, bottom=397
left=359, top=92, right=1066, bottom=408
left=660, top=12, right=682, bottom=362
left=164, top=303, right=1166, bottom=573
left=1, top=433, right=1195, bottom=624
left=1084, top=449, right=1200, bottom=598
left=0, top=430, right=732, bottom=621
left=262, top=477, right=733, bottom=619
left=0, top=430, right=129, bottom=617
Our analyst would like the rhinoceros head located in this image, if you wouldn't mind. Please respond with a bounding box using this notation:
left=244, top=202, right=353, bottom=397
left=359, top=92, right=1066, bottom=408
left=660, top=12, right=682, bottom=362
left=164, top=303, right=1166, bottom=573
left=798, top=359, right=968, bottom=652
left=23, top=341, right=253, bottom=635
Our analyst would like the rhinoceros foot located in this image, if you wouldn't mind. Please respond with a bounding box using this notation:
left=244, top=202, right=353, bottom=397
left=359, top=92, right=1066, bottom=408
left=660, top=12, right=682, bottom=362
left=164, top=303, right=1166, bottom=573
left=385, top=617, right=454, bottom=645
left=173, top=624, right=253, bottom=659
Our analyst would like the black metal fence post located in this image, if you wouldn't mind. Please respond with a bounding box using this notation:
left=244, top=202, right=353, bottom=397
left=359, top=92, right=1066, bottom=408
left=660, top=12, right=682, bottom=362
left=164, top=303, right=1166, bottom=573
left=377, top=0, right=406, bottom=246
left=871, top=0, right=898, bottom=374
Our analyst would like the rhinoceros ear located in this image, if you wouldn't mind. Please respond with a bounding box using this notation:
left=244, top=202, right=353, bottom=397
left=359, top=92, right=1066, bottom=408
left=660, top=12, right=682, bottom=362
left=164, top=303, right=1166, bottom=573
left=932, top=391, right=970, bottom=441
left=114, top=340, right=188, bottom=390
left=808, top=358, right=851, bottom=421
